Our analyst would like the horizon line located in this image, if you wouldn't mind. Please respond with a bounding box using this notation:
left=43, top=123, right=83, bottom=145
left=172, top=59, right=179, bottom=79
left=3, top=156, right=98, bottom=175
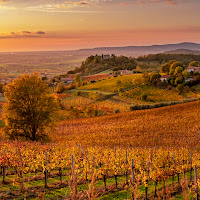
left=0, top=41, right=199, bottom=54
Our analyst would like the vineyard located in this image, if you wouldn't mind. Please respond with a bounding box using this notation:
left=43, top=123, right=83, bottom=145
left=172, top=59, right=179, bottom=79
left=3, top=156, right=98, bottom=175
left=1, top=142, right=200, bottom=199
left=53, top=100, right=200, bottom=148
left=0, top=101, right=200, bottom=199
left=123, top=86, right=185, bottom=102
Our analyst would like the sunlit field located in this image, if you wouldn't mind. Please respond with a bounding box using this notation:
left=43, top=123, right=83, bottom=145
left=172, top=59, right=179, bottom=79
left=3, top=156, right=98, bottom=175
left=53, top=100, right=200, bottom=148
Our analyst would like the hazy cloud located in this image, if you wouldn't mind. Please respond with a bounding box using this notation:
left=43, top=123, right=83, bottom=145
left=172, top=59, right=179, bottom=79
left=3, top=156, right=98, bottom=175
left=0, top=31, right=46, bottom=39
left=36, top=31, right=46, bottom=34
left=133, top=0, right=179, bottom=5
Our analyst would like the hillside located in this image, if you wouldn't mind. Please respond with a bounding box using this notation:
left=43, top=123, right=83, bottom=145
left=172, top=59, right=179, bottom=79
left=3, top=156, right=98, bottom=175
left=137, top=53, right=200, bottom=64
left=79, top=74, right=141, bottom=92
left=68, top=55, right=137, bottom=75
left=53, top=100, right=200, bottom=148
left=164, top=48, right=200, bottom=55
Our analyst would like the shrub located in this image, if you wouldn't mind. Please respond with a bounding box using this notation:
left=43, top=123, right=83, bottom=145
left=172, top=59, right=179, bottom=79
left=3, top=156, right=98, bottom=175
left=76, top=91, right=81, bottom=96
left=140, top=94, right=148, bottom=101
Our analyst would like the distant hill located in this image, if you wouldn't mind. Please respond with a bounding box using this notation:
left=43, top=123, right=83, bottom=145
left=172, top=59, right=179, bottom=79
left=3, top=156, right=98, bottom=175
left=67, top=55, right=137, bottom=75
left=164, top=49, right=200, bottom=55
left=76, top=42, right=200, bottom=57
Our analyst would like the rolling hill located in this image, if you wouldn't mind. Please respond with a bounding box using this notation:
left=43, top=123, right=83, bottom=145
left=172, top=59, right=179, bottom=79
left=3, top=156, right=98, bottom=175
left=53, top=100, right=200, bottom=148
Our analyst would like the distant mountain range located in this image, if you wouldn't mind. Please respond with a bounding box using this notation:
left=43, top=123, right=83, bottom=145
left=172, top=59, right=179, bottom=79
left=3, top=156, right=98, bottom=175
left=163, top=48, right=200, bottom=55
left=76, top=42, right=200, bottom=57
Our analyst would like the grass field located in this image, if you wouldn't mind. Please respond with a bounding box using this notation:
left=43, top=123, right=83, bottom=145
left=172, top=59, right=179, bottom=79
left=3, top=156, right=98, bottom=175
left=79, top=74, right=142, bottom=92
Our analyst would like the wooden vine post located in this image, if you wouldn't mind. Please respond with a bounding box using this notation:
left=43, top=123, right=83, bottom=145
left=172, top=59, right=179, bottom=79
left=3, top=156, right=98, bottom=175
left=194, top=165, right=199, bottom=200
left=131, top=158, right=135, bottom=199
left=126, top=150, right=129, bottom=185
left=190, top=150, right=193, bottom=182
left=131, top=159, right=135, bottom=183
left=172, top=152, right=175, bottom=185
left=19, top=151, right=24, bottom=191
left=3, top=149, right=6, bottom=184
left=145, top=162, right=150, bottom=200
left=71, top=154, right=77, bottom=199
left=44, top=151, right=48, bottom=188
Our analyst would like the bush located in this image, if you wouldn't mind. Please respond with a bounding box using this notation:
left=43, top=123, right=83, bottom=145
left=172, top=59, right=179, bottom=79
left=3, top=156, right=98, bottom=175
left=76, top=91, right=81, bottom=96
left=140, top=94, right=148, bottom=101
left=114, top=109, right=120, bottom=113
left=56, top=82, right=65, bottom=93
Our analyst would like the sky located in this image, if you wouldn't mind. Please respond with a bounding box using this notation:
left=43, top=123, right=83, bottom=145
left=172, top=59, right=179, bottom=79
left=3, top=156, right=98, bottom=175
left=0, top=0, right=200, bottom=52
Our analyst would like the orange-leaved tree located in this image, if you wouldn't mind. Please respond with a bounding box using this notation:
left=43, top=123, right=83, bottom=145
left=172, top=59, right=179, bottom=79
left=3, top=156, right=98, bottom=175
left=3, top=73, right=60, bottom=141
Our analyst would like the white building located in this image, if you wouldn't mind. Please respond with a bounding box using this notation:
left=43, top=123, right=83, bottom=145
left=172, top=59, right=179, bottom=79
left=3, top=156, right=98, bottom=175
left=121, top=69, right=133, bottom=75
left=187, top=66, right=200, bottom=73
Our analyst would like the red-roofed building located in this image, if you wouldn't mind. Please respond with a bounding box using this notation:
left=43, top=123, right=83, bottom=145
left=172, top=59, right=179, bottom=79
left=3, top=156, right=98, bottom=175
left=160, top=75, right=170, bottom=82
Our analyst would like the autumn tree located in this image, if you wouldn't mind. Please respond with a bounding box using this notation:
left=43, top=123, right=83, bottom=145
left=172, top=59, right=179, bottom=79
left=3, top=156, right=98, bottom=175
left=3, top=74, right=59, bottom=141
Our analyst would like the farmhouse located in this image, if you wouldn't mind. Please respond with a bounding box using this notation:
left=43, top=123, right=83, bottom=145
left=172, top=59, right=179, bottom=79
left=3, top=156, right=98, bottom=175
left=101, top=54, right=115, bottom=60
left=102, top=54, right=110, bottom=60
left=160, top=75, right=170, bottom=82
left=187, top=66, right=200, bottom=73
left=121, top=69, right=133, bottom=75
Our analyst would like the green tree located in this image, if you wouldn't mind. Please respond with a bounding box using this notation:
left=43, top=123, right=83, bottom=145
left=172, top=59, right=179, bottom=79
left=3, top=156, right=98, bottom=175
left=161, top=63, right=170, bottom=73
left=176, top=83, right=184, bottom=94
left=174, top=66, right=184, bottom=76
left=182, top=70, right=191, bottom=78
left=3, top=74, right=59, bottom=141
left=141, top=73, right=150, bottom=85
left=168, top=60, right=177, bottom=65
left=127, top=63, right=137, bottom=70
left=150, top=72, right=161, bottom=85
left=169, top=61, right=184, bottom=72
left=189, top=61, right=200, bottom=67
left=0, top=83, right=4, bottom=93
left=174, top=77, right=184, bottom=86
left=113, top=67, right=119, bottom=71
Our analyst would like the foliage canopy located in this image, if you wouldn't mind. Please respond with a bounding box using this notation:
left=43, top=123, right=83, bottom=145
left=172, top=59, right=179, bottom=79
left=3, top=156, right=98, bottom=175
left=3, top=74, right=59, bottom=141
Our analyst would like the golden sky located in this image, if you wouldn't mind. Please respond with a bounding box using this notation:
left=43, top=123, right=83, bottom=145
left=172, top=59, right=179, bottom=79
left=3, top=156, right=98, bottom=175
left=0, top=0, right=200, bottom=52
